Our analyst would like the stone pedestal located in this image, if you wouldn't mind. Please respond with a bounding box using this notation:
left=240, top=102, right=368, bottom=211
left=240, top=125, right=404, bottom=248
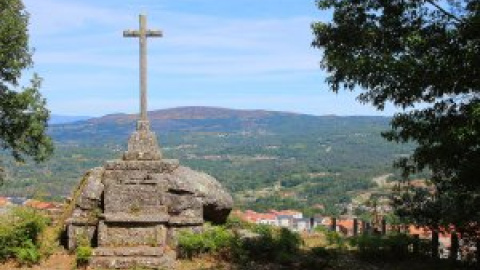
left=65, top=120, right=233, bottom=269
left=123, top=121, right=162, bottom=160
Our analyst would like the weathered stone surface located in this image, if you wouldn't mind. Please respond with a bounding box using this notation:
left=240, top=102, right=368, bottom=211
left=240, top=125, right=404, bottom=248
left=104, top=159, right=179, bottom=173
left=168, top=166, right=233, bottom=224
left=93, top=246, right=167, bottom=257
left=123, top=121, right=162, bottom=161
left=164, top=194, right=202, bottom=215
left=67, top=224, right=97, bottom=250
left=103, top=213, right=169, bottom=223
left=76, top=168, right=104, bottom=210
left=90, top=251, right=176, bottom=270
left=168, top=216, right=204, bottom=226
left=104, top=184, right=166, bottom=214
left=98, top=221, right=167, bottom=247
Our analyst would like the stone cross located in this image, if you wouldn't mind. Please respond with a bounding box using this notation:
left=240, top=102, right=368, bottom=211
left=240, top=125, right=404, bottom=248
left=123, top=14, right=162, bottom=122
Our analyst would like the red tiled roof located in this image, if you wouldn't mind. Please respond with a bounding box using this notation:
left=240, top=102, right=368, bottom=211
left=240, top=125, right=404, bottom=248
left=0, top=197, right=8, bottom=207
left=269, top=209, right=302, bottom=216
left=24, top=200, right=55, bottom=210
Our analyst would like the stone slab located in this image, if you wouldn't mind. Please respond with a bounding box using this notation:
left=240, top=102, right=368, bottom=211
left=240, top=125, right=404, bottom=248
left=168, top=216, right=204, bottom=225
left=103, top=213, right=169, bottom=223
left=90, top=253, right=176, bottom=270
left=93, top=246, right=166, bottom=257
left=103, top=170, right=169, bottom=186
left=104, top=159, right=179, bottom=172
left=104, top=184, right=166, bottom=214
left=98, top=221, right=167, bottom=247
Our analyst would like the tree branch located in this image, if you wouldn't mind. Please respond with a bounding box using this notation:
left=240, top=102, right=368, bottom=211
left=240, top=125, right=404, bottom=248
left=425, top=0, right=463, bottom=23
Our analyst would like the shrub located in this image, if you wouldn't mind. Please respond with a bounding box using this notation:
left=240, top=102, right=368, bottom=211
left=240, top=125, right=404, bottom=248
left=76, top=246, right=92, bottom=268
left=225, top=215, right=252, bottom=230
left=232, top=224, right=303, bottom=266
left=177, top=225, right=233, bottom=259
left=12, top=240, right=41, bottom=267
left=349, top=233, right=417, bottom=261
left=0, top=207, right=48, bottom=262
left=325, top=230, right=347, bottom=249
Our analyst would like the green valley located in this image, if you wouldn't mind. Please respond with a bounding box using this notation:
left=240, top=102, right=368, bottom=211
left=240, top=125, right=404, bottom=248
left=0, top=107, right=411, bottom=215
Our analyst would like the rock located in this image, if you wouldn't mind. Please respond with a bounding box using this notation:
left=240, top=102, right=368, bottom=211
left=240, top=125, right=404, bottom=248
left=76, top=168, right=104, bottom=210
left=168, top=166, right=233, bottom=224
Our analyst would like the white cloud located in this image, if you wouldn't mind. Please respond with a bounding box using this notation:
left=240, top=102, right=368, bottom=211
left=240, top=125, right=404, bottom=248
left=24, top=0, right=129, bottom=35
left=26, top=0, right=320, bottom=76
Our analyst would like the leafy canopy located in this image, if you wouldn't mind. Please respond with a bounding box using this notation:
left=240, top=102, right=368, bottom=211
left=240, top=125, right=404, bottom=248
left=0, top=0, right=53, bottom=180
left=312, top=0, right=480, bottom=232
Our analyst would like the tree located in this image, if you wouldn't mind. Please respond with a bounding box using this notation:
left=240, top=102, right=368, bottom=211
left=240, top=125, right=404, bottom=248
left=312, top=0, right=480, bottom=235
left=0, top=0, right=53, bottom=183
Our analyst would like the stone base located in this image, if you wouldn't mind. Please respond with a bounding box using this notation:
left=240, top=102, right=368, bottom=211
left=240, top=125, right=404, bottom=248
left=91, top=247, right=176, bottom=270
left=123, top=120, right=162, bottom=161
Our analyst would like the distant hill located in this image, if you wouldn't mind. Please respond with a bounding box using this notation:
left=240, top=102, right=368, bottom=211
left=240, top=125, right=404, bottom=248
left=49, top=115, right=92, bottom=125
left=50, top=106, right=391, bottom=143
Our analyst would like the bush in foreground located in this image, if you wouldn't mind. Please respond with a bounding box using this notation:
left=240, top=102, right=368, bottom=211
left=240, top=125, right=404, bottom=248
left=0, top=207, right=48, bottom=265
left=177, top=224, right=233, bottom=259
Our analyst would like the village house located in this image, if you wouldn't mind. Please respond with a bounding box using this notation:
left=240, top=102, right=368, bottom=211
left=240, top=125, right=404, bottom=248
left=292, top=218, right=311, bottom=232
left=277, top=215, right=293, bottom=228
left=235, top=209, right=327, bottom=232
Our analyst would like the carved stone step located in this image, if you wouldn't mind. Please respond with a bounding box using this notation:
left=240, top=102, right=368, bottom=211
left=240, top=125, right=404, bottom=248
left=90, top=249, right=176, bottom=269
left=93, top=246, right=167, bottom=257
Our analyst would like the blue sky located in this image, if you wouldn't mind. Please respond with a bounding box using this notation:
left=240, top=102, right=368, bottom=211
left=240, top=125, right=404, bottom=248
left=22, top=0, right=398, bottom=117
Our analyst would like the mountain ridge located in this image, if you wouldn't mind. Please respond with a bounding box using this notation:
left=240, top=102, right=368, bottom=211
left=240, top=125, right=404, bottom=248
left=65, top=106, right=389, bottom=125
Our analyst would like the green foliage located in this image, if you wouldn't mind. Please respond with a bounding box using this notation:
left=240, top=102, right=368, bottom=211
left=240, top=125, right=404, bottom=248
left=232, top=225, right=303, bottom=265
left=325, top=230, right=347, bottom=249
left=225, top=214, right=252, bottom=230
left=349, top=233, right=416, bottom=261
left=0, top=0, right=53, bottom=184
left=75, top=231, right=93, bottom=268
left=75, top=246, right=92, bottom=267
left=312, top=0, right=480, bottom=232
left=12, top=240, right=40, bottom=267
left=177, top=225, right=233, bottom=259
left=0, top=207, right=48, bottom=263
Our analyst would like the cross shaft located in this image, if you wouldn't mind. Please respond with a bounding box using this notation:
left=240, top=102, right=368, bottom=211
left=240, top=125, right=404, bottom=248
left=123, top=14, right=162, bottom=122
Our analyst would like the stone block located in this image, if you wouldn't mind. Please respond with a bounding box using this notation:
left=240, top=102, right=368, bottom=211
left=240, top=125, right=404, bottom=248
left=123, top=126, right=163, bottom=161
left=90, top=250, right=176, bottom=270
left=104, top=184, right=166, bottom=214
left=98, top=221, right=167, bottom=247
left=67, top=224, right=96, bottom=250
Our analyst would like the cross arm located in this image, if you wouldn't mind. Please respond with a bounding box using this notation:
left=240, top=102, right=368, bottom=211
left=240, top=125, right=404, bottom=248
left=123, top=30, right=140, bottom=37
left=146, top=30, right=163, bottom=37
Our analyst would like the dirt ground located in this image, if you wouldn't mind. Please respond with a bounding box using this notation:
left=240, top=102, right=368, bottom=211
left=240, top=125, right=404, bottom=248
left=0, top=253, right=75, bottom=270
left=0, top=253, right=228, bottom=270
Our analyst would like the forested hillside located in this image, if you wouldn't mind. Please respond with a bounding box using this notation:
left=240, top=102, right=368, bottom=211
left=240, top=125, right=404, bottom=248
left=0, top=107, right=411, bottom=214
